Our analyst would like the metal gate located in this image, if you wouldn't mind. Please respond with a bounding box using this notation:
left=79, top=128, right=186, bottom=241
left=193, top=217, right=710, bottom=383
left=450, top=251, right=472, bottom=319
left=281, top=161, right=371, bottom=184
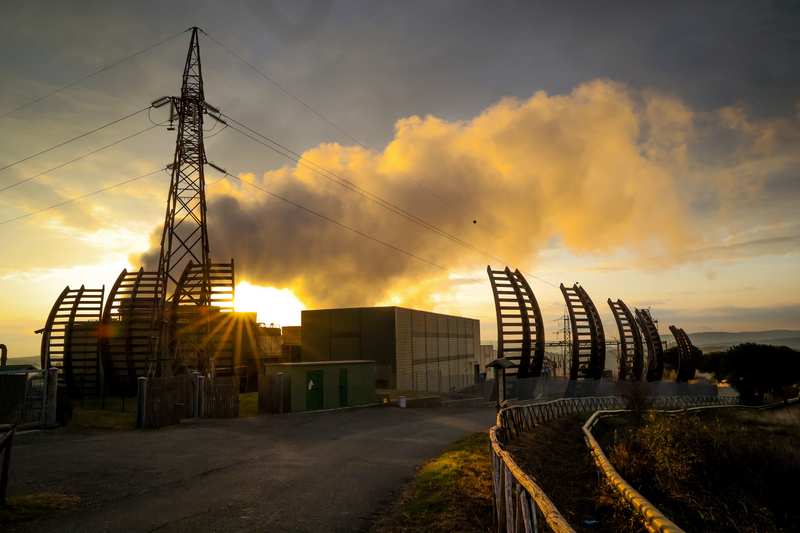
left=0, top=370, right=47, bottom=428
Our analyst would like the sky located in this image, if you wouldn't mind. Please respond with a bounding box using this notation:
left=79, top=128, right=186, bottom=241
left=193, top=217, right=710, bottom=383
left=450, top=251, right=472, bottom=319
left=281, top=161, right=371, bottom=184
left=1, top=0, right=799, bottom=359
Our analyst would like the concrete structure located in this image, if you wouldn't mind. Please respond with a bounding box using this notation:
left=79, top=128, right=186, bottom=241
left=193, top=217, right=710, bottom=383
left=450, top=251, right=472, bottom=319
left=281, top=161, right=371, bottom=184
left=263, top=361, right=376, bottom=413
left=281, top=326, right=301, bottom=362
left=300, top=307, right=481, bottom=393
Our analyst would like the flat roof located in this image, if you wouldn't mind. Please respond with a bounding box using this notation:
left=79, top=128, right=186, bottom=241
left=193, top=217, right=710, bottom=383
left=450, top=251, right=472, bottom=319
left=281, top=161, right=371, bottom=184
left=301, top=306, right=478, bottom=320
left=264, top=360, right=376, bottom=367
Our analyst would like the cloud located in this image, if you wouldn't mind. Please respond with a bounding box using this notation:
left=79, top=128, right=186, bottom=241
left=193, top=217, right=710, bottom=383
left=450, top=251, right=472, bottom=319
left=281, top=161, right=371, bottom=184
left=131, top=79, right=800, bottom=310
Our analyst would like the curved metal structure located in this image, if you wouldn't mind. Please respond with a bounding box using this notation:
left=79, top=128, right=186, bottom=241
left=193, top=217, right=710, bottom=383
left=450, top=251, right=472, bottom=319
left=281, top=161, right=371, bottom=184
left=607, top=299, right=644, bottom=381
left=635, top=308, right=663, bottom=381
left=168, top=260, right=235, bottom=374
left=40, top=285, right=104, bottom=397
left=560, top=284, right=604, bottom=380
left=669, top=325, right=697, bottom=382
left=101, top=268, right=163, bottom=393
left=487, top=266, right=545, bottom=378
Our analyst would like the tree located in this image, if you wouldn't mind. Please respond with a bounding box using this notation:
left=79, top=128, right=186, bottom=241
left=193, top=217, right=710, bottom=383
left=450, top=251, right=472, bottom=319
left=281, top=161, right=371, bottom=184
left=718, top=343, right=800, bottom=405
left=663, top=345, right=703, bottom=378
left=696, top=350, right=725, bottom=383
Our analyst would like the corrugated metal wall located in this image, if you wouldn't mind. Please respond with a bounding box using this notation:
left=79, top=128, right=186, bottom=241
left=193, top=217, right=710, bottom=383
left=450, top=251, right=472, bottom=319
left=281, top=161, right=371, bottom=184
left=395, top=308, right=413, bottom=390
left=302, top=307, right=481, bottom=393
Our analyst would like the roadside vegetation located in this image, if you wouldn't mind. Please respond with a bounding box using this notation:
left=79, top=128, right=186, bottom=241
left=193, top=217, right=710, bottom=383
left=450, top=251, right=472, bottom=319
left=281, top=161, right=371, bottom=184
left=504, top=413, right=646, bottom=533
left=370, top=431, right=494, bottom=533
left=0, top=493, right=81, bottom=527
left=596, top=404, right=800, bottom=532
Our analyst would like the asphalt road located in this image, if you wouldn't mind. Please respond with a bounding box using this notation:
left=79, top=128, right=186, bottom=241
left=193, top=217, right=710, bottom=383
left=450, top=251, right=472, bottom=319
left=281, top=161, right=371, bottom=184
left=5, top=406, right=497, bottom=532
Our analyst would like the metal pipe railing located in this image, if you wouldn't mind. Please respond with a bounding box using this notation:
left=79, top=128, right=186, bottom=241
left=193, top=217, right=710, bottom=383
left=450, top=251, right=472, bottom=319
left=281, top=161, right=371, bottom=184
left=490, top=394, right=742, bottom=532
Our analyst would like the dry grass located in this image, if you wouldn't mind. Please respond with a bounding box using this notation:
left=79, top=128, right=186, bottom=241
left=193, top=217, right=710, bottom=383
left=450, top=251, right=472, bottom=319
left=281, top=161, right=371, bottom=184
left=370, top=431, right=494, bottom=533
left=604, top=405, right=800, bottom=532
left=505, top=414, right=646, bottom=533
left=0, top=492, right=81, bottom=527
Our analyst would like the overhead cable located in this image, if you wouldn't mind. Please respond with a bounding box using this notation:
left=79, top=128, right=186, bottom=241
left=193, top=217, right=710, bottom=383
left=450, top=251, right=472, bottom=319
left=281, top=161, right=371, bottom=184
left=0, top=107, right=150, bottom=176
left=0, top=169, right=165, bottom=226
left=0, top=124, right=159, bottom=193
left=205, top=30, right=573, bottom=284
left=223, top=115, right=559, bottom=290
left=0, top=30, right=188, bottom=120
left=223, top=171, right=489, bottom=287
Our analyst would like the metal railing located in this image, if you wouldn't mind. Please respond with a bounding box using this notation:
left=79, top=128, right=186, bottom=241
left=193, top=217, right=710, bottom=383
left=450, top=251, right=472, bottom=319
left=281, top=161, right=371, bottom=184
left=0, top=369, right=49, bottom=429
left=582, top=396, right=794, bottom=533
left=489, top=395, right=740, bottom=532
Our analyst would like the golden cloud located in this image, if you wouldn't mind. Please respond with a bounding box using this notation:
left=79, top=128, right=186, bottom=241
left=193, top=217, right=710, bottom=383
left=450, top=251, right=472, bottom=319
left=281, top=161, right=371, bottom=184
left=133, top=79, right=800, bottom=310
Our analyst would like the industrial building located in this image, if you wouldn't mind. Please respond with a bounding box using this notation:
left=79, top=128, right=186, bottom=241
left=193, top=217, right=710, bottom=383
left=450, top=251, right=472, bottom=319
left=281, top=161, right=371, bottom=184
left=300, top=307, right=481, bottom=393
left=263, top=360, right=376, bottom=412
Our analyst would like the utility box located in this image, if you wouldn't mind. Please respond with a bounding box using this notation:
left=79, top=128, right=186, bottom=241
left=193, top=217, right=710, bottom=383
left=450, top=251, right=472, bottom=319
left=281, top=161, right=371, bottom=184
left=263, top=361, right=376, bottom=413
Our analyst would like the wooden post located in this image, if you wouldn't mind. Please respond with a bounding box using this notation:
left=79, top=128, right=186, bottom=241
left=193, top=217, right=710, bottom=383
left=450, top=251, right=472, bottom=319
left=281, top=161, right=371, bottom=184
left=0, top=425, right=15, bottom=506
left=136, top=377, right=147, bottom=429
left=192, top=371, right=200, bottom=418
left=46, top=367, right=58, bottom=427
left=197, top=376, right=205, bottom=418
left=277, top=372, right=284, bottom=415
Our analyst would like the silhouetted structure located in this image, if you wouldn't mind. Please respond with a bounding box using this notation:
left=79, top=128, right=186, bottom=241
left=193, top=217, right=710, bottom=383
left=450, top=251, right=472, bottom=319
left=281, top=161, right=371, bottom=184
left=669, top=325, right=697, bottom=382
left=40, top=29, right=260, bottom=396
left=560, top=284, right=605, bottom=381
left=41, top=285, right=104, bottom=397
left=486, top=266, right=545, bottom=378
left=607, top=298, right=644, bottom=380
left=635, top=308, right=664, bottom=381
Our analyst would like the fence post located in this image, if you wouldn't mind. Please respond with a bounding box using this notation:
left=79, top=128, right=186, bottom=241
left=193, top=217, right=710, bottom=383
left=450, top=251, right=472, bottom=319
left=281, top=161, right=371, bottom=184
left=192, top=371, right=200, bottom=418
left=0, top=426, right=15, bottom=506
left=136, top=377, right=147, bottom=429
left=197, top=376, right=205, bottom=418
left=45, top=367, right=58, bottom=427
left=277, top=372, right=284, bottom=415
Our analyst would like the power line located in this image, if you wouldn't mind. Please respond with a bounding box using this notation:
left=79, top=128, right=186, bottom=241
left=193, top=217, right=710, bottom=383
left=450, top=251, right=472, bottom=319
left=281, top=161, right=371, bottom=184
left=0, top=107, right=150, bottom=176
left=222, top=113, right=560, bottom=290
left=0, top=169, right=165, bottom=226
left=223, top=172, right=488, bottom=287
left=0, top=30, right=188, bottom=120
left=0, top=124, right=158, bottom=193
left=205, top=30, right=573, bottom=284
left=223, top=118, right=495, bottom=259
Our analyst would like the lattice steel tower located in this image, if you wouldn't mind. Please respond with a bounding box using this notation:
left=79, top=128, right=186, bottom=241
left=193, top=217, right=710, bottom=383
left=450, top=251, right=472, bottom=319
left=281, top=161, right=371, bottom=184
left=153, top=27, right=222, bottom=304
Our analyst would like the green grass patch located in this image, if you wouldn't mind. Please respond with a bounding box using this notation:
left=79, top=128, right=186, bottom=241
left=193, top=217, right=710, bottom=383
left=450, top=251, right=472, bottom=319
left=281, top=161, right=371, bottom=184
left=371, top=431, right=493, bottom=533
left=0, top=493, right=81, bottom=527
left=65, top=397, right=137, bottom=430
left=238, top=391, right=264, bottom=417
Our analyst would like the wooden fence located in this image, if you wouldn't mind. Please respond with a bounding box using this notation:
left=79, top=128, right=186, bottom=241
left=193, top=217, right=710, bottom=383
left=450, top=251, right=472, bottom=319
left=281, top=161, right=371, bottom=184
left=0, top=425, right=15, bottom=506
left=490, top=395, right=741, bottom=533
left=204, top=376, right=239, bottom=418
left=139, top=374, right=241, bottom=429
left=142, top=377, right=180, bottom=429
left=258, top=373, right=291, bottom=414
left=176, top=373, right=194, bottom=419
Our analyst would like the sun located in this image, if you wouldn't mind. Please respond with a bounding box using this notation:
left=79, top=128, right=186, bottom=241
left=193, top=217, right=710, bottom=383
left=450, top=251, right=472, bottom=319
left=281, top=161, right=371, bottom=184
left=233, top=282, right=307, bottom=327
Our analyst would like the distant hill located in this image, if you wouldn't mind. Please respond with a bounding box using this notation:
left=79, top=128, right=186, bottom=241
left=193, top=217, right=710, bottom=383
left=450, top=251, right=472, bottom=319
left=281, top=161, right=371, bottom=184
left=683, top=330, right=800, bottom=351
left=2, top=356, right=41, bottom=368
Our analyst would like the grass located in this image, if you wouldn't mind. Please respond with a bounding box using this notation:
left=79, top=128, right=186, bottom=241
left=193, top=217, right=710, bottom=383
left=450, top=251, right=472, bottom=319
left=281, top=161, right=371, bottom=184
left=0, top=493, right=81, bottom=527
left=238, top=391, right=263, bottom=417
left=63, top=396, right=137, bottom=431
left=505, top=414, right=645, bottom=533
left=370, top=431, right=494, bottom=533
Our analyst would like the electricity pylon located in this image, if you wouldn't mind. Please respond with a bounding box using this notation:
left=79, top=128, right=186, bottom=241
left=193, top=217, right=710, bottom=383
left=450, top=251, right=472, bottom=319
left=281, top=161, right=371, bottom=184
left=151, top=26, right=225, bottom=305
